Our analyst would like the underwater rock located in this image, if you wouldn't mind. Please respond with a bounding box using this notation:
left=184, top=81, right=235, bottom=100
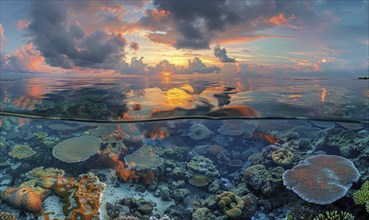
left=243, top=164, right=269, bottom=191
left=171, top=188, right=192, bottom=203
left=52, top=136, right=102, bottom=163
left=0, top=186, right=43, bottom=213
left=8, top=144, right=36, bottom=159
left=283, top=155, right=360, bottom=205
left=188, top=124, right=212, bottom=140
left=315, top=127, right=369, bottom=158
left=192, top=207, right=216, bottom=220
left=187, top=155, right=219, bottom=177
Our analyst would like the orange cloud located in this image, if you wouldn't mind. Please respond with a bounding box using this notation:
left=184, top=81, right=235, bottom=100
left=267, top=13, right=299, bottom=29
left=217, top=35, right=290, bottom=45
left=149, top=8, right=170, bottom=20
left=0, top=23, right=7, bottom=45
left=17, top=19, right=31, bottom=31
left=13, top=44, right=46, bottom=72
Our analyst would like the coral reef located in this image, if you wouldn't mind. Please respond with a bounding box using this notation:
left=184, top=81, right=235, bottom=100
left=217, top=120, right=244, bottom=136
left=8, top=144, right=36, bottom=159
left=0, top=186, right=43, bottom=213
left=283, top=155, right=360, bottom=204
left=52, top=136, right=102, bottom=163
left=353, top=181, right=369, bottom=213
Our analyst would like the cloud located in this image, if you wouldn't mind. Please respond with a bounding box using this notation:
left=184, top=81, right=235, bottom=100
left=17, top=19, right=31, bottom=31
left=214, top=44, right=236, bottom=63
left=266, top=13, right=298, bottom=28
left=0, top=23, right=7, bottom=45
left=185, top=57, right=221, bottom=74
left=118, top=57, right=220, bottom=74
left=27, top=1, right=126, bottom=69
left=1, top=43, right=51, bottom=73
left=130, top=42, right=139, bottom=51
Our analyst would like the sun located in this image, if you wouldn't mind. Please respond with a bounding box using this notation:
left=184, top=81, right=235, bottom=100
left=161, top=71, right=171, bottom=77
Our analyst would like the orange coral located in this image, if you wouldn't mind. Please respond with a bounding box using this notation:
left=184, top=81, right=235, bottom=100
left=1, top=187, right=43, bottom=213
left=43, top=174, right=105, bottom=220
left=110, top=154, right=139, bottom=182
left=144, top=171, right=155, bottom=185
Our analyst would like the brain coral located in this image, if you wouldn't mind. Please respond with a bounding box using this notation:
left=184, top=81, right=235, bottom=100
left=9, top=144, right=36, bottom=159
left=283, top=155, right=360, bottom=205
left=52, top=136, right=102, bottom=163
left=0, top=186, right=43, bottom=213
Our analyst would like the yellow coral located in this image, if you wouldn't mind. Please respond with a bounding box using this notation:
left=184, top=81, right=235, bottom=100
left=0, top=211, right=17, bottom=220
left=9, top=145, right=36, bottom=159
left=272, top=148, right=294, bottom=166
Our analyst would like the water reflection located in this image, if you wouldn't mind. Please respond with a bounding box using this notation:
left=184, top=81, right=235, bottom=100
left=0, top=73, right=368, bottom=122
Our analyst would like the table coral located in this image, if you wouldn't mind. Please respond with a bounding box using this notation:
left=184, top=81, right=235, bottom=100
left=8, top=144, right=36, bottom=159
left=124, top=145, right=164, bottom=171
left=52, top=136, right=102, bottom=163
left=283, top=155, right=360, bottom=205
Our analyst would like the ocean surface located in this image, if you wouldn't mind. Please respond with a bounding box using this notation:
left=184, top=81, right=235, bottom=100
left=0, top=72, right=368, bottom=219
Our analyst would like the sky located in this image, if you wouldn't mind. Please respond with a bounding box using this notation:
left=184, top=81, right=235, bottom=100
left=0, top=0, right=368, bottom=75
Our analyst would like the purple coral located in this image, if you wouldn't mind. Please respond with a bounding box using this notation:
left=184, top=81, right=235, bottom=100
left=283, top=155, right=360, bottom=205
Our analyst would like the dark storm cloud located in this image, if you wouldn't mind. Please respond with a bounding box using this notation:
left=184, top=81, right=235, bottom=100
left=27, top=1, right=126, bottom=69
left=151, top=0, right=242, bottom=49
left=214, top=45, right=236, bottom=63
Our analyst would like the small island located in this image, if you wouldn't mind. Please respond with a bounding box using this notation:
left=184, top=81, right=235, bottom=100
left=358, top=76, right=369, bottom=80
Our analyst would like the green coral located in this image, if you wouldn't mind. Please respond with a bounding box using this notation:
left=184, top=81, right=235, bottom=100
left=353, top=181, right=369, bottom=213
left=313, top=210, right=354, bottom=220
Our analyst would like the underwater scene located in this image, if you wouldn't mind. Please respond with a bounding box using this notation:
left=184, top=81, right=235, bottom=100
left=1, top=0, right=369, bottom=219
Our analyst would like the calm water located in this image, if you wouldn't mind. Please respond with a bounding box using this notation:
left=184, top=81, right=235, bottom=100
left=0, top=73, right=368, bottom=219
left=1, top=72, right=368, bottom=122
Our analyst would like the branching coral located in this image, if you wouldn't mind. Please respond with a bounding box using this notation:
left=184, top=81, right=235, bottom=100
left=187, top=156, right=219, bottom=177
left=354, top=181, right=369, bottom=213
left=43, top=173, right=106, bottom=220
left=313, top=210, right=354, bottom=220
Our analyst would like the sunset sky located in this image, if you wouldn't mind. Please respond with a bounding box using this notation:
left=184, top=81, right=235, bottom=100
left=0, top=0, right=368, bottom=75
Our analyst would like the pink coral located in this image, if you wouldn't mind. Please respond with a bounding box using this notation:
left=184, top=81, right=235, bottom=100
left=283, top=155, right=360, bottom=204
left=1, top=187, right=43, bottom=213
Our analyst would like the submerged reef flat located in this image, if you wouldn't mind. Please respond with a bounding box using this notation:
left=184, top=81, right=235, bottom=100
left=0, top=116, right=368, bottom=219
